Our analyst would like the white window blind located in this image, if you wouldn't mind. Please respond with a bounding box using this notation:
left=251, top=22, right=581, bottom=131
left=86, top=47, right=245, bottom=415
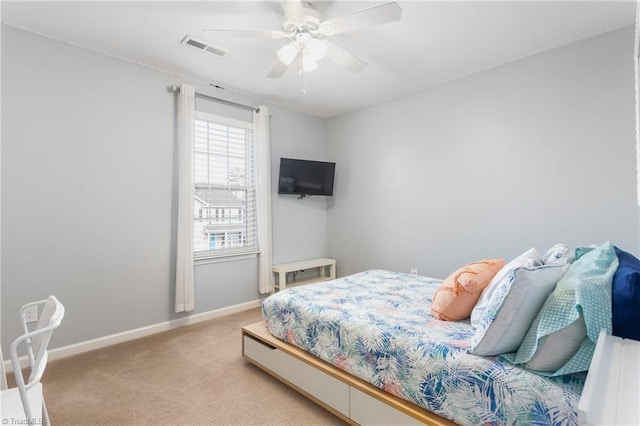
left=193, top=111, right=257, bottom=259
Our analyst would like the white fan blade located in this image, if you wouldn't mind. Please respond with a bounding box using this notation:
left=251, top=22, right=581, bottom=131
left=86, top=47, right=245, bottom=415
left=319, top=2, right=402, bottom=36
left=281, top=0, right=304, bottom=22
left=268, top=58, right=292, bottom=78
left=325, top=42, right=366, bottom=73
left=202, top=29, right=288, bottom=40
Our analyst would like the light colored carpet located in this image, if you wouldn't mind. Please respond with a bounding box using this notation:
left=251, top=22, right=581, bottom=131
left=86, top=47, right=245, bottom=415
left=37, top=308, right=347, bottom=425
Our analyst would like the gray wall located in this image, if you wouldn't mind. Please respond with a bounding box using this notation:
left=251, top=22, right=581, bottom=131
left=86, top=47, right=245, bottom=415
left=1, top=25, right=329, bottom=352
left=326, top=26, right=639, bottom=279
left=3, top=23, right=639, bottom=355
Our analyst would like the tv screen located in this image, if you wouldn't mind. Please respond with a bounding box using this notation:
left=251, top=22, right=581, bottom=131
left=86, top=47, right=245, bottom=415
left=278, top=158, right=335, bottom=197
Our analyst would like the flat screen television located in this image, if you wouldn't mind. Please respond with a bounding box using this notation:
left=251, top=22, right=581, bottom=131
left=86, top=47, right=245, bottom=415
left=278, top=158, right=335, bottom=198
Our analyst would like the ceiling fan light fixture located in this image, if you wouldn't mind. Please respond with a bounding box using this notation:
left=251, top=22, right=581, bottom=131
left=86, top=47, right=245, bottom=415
left=301, top=48, right=318, bottom=72
left=307, top=39, right=329, bottom=61
left=277, top=41, right=299, bottom=65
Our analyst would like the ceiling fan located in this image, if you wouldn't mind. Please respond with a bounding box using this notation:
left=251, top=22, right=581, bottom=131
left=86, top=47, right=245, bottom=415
left=203, top=1, right=403, bottom=78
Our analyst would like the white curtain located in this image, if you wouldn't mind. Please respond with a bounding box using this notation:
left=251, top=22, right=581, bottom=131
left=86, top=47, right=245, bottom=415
left=635, top=1, right=640, bottom=207
left=175, top=83, right=196, bottom=312
left=254, top=106, right=274, bottom=294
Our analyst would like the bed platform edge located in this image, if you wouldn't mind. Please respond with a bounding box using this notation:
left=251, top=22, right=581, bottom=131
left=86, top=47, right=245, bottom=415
left=242, top=321, right=457, bottom=426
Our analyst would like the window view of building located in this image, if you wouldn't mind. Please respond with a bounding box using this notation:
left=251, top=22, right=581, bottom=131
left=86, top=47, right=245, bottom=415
left=193, top=112, right=257, bottom=256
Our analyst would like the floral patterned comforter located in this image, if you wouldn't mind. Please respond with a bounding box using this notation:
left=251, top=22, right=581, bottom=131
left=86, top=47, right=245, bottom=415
left=262, top=269, right=585, bottom=426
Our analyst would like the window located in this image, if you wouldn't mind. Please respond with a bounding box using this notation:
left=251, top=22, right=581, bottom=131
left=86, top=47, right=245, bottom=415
left=193, top=111, right=257, bottom=258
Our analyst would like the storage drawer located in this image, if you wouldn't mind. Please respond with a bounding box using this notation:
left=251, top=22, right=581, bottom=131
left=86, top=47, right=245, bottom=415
left=350, top=387, right=423, bottom=425
left=243, top=334, right=350, bottom=417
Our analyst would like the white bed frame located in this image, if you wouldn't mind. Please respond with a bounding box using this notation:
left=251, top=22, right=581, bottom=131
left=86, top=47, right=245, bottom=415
left=242, top=321, right=456, bottom=426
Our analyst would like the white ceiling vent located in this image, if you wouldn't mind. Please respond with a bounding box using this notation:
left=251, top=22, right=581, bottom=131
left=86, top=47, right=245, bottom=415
left=181, top=35, right=228, bottom=57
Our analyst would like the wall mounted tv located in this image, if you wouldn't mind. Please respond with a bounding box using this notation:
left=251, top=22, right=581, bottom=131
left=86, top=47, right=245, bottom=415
left=278, top=158, right=336, bottom=199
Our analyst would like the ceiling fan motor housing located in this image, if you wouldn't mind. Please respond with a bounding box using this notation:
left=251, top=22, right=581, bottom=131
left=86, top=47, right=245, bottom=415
left=282, top=5, right=322, bottom=35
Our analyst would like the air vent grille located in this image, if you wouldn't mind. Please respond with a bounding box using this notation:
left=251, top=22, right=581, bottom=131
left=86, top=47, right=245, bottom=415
left=181, top=35, right=228, bottom=57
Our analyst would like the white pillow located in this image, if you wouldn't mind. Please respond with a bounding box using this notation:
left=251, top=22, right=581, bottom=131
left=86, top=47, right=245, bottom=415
left=469, top=262, right=569, bottom=356
left=470, top=247, right=541, bottom=328
left=541, top=243, right=573, bottom=266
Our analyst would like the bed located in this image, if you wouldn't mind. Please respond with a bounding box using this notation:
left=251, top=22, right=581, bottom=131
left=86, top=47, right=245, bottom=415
left=243, top=269, right=586, bottom=425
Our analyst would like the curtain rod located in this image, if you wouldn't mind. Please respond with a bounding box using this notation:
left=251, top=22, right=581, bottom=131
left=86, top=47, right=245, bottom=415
left=169, top=85, right=260, bottom=113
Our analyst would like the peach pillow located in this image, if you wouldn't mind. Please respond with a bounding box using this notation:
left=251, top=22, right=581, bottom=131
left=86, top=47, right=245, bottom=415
left=431, top=259, right=505, bottom=321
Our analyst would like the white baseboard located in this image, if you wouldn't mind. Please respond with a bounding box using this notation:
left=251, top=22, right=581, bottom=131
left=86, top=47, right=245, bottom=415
left=3, top=299, right=261, bottom=373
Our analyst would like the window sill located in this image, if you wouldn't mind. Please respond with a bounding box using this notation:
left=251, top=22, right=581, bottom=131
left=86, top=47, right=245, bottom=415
left=194, top=250, right=259, bottom=266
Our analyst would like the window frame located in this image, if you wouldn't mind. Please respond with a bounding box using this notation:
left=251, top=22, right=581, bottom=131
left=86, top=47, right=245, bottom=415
left=192, top=111, right=259, bottom=263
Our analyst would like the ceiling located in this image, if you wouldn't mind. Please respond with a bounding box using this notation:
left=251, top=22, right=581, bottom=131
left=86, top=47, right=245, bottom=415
left=1, top=1, right=636, bottom=118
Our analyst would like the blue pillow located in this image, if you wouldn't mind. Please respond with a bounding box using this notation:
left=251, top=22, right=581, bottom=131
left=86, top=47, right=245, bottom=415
left=612, top=246, right=640, bottom=341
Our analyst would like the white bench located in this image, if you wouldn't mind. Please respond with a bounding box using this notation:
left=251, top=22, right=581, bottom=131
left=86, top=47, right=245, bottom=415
left=272, top=258, right=336, bottom=291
